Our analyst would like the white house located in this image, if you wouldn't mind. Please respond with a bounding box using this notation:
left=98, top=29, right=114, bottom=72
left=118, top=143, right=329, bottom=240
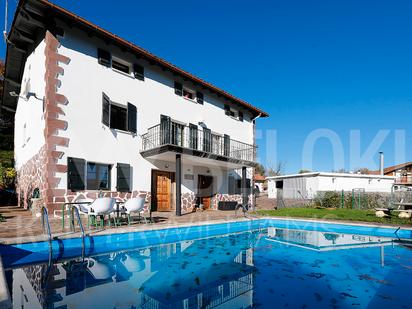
left=1, top=0, right=269, bottom=215
left=267, top=172, right=395, bottom=199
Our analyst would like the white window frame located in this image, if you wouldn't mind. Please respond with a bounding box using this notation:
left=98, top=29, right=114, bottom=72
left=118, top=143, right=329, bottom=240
left=111, top=56, right=132, bottom=76
left=182, top=86, right=196, bottom=102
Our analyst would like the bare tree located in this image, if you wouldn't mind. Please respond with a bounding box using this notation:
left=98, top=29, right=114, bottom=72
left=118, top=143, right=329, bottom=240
left=266, top=161, right=285, bottom=176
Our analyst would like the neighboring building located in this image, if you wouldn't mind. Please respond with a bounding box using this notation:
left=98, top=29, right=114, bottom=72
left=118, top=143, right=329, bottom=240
left=253, top=174, right=266, bottom=193
left=369, top=162, right=412, bottom=186
left=1, top=0, right=268, bottom=214
left=267, top=172, right=395, bottom=199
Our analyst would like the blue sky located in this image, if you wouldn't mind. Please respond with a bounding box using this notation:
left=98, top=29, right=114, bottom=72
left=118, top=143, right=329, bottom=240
left=1, top=0, right=411, bottom=173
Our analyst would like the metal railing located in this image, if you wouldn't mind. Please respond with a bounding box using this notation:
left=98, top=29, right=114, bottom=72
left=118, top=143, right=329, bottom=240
left=70, top=206, right=86, bottom=258
left=141, top=122, right=256, bottom=162
left=41, top=206, right=52, bottom=246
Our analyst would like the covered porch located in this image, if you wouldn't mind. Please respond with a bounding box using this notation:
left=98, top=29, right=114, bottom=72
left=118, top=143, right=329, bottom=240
left=143, top=150, right=256, bottom=217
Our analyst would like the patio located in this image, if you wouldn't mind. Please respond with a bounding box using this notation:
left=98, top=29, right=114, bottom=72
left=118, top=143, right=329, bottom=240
left=0, top=206, right=251, bottom=244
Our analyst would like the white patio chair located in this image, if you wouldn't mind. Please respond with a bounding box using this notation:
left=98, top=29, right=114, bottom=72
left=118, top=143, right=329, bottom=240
left=86, top=257, right=115, bottom=280
left=87, top=197, right=116, bottom=228
left=121, top=197, right=147, bottom=225
left=73, top=198, right=94, bottom=215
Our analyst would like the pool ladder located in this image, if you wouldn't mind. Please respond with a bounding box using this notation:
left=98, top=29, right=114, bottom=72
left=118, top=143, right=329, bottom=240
left=70, top=206, right=86, bottom=258
left=41, top=206, right=52, bottom=248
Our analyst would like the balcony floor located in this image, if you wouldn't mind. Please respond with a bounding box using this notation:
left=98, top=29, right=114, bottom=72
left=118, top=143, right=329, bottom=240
left=141, top=145, right=258, bottom=169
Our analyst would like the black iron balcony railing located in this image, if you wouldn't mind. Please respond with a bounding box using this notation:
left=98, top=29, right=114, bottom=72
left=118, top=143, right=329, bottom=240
left=141, top=121, right=256, bottom=162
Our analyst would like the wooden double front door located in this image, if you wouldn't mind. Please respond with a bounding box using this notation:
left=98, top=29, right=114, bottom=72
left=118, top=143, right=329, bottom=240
left=152, top=170, right=175, bottom=212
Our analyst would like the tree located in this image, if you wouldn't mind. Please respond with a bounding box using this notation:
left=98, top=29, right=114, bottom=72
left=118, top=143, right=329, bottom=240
left=266, top=161, right=285, bottom=177
left=298, top=169, right=312, bottom=174
left=354, top=168, right=371, bottom=174
left=255, top=163, right=266, bottom=176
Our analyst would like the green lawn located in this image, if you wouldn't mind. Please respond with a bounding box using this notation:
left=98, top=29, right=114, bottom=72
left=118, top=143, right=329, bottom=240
left=256, top=208, right=412, bottom=226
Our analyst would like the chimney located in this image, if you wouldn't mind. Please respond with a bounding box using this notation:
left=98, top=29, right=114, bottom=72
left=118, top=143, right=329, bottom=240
left=379, top=152, right=384, bottom=176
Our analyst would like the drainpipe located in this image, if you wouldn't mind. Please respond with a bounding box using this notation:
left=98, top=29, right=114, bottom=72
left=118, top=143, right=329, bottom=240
left=379, top=152, right=384, bottom=176
left=251, top=113, right=262, bottom=211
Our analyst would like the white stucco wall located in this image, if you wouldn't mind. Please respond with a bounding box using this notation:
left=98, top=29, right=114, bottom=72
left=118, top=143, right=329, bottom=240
left=54, top=25, right=255, bottom=194
left=14, top=40, right=47, bottom=169
left=267, top=173, right=395, bottom=199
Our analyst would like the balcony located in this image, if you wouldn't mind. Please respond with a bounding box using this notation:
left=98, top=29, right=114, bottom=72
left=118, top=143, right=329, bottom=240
left=140, top=121, right=257, bottom=167
left=395, top=175, right=412, bottom=185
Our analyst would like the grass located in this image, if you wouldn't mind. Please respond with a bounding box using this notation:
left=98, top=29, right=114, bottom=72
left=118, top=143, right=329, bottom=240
left=255, top=207, right=412, bottom=226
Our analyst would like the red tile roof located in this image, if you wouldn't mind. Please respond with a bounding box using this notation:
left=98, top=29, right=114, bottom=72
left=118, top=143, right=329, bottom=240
left=368, top=162, right=412, bottom=175
left=35, top=0, right=269, bottom=118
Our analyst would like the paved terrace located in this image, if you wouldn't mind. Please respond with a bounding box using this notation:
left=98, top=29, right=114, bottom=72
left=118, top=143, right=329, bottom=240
left=0, top=196, right=275, bottom=244
left=0, top=209, right=263, bottom=245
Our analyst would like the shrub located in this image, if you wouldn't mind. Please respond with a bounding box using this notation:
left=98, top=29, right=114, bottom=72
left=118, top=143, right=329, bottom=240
left=314, top=191, right=341, bottom=208
left=0, top=164, right=16, bottom=189
left=314, top=191, right=390, bottom=209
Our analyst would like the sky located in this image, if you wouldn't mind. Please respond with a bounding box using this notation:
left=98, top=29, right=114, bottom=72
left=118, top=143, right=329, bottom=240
left=1, top=0, right=411, bottom=174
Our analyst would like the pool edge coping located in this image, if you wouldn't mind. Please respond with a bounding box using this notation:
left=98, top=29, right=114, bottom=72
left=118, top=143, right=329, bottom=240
left=1, top=216, right=412, bottom=246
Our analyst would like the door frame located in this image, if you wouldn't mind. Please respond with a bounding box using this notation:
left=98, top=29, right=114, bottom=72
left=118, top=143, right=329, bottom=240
left=197, top=174, right=214, bottom=210
left=151, top=169, right=175, bottom=212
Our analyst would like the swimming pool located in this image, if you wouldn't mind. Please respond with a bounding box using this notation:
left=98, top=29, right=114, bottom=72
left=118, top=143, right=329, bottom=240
left=1, top=219, right=412, bottom=308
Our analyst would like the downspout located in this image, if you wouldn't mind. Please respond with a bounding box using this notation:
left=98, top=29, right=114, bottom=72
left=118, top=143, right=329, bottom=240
left=251, top=113, right=262, bottom=210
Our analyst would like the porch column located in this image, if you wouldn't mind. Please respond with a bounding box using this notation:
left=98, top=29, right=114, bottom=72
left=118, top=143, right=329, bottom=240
left=176, top=154, right=182, bottom=216
left=242, top=166, right=247, bottom=206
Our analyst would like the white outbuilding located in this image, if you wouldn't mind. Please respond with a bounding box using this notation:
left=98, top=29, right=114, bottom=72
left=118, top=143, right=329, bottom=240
left=267, top=172, right=395, bottom=199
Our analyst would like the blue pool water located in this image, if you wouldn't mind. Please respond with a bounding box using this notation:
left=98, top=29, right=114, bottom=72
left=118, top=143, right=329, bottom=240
left=1, top=219, right=412, bottom=308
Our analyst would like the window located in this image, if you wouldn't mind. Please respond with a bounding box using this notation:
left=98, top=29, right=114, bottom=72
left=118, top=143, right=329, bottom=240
left=97, top=48, right=144, bottom=80
left=174, top=81, right=204, bottom=104
left=276, top=180, right=284, bottom=189
left=224, top=104, right=243, bottom=121
left=87, top=162, right=111, bottom=190
left=102, top=93, right=137, bottom=133
left=112, top=58, right=130, bottom=74
left=183, top=87, right=195, bottom=100
left=228, top=176, right=251, bottom=195
left=110, top=103, right=128, bottom=131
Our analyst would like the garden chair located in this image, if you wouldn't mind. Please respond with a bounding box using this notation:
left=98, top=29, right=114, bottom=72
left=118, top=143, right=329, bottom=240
left=87, top=197, right=116, bottom=228
left=120, top=197, right=147, bottom=225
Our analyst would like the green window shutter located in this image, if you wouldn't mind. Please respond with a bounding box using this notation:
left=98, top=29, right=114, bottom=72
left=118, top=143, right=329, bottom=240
left=116, top=163, right=131, bottom=192
left=67, top=157, right=85, bottom=191
left=160, top=115, right=171, bottom=144
left=196, top=91, right=204, bottom=104
left=189, top=123, right=198, bottom=149
left=236, top=179, right=242, bottom=195
left=98, top=48, right=111, bottom=67
left=238, top=111, right=244, bottom=122
left=102, top=92, right=111, bottom=126
left=127, top=102, right=137, bottom=134
left=224, top=134, right=230, bottom=157
left=228, top=176, right=235, bottom=195
left=174, top=81, right=183, bottom=96
left=203, top=128, right=212, bottom=152
left=133, top=64, right=145, bottom=81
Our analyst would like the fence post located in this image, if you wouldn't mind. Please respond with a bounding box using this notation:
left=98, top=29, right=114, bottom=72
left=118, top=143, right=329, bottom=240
left=341, top=190, right=344, bottom=208
left=351, top=189, right=355, bottom=209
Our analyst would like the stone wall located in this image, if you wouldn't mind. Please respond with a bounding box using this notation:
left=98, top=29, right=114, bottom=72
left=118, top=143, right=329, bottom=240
left=211, top=193, right=253, bottom=210
left=54, top=190, right=151, bottom=214
left=16, top=146, right=47, bottom=210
